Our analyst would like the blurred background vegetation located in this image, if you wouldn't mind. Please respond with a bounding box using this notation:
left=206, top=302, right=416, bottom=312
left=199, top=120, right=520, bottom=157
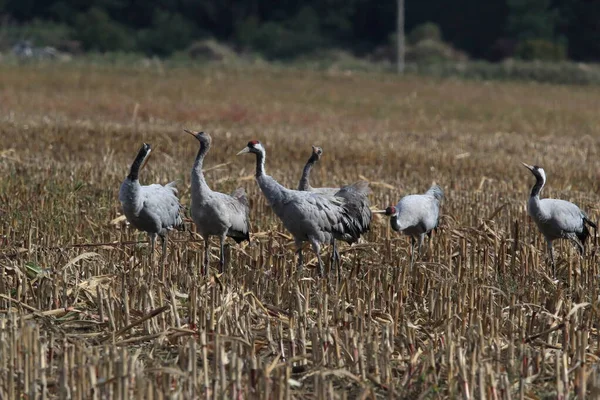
left=0, top=0, right=599, bottom=84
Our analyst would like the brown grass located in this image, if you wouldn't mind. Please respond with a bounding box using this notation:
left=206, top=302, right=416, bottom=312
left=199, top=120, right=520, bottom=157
left=1, top=63, right=600, bottom=398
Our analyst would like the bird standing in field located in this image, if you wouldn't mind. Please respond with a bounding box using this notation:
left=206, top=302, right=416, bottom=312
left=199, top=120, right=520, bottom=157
left=522, top=162, right=596, bottom=278
left=185, top=129, right=250, bottom=275
left=297, top=145, right=372, bottom=272
left=375, top=184, right=443, bottom=266
left=298, top=146, right=337, bottom=195
left=119, top=143, right=183, bottom=270
left=237, top=140, right=368, bottom=276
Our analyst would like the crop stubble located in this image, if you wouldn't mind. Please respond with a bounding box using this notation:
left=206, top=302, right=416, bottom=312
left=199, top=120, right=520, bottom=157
left=1, top=64, right=600, bottom=398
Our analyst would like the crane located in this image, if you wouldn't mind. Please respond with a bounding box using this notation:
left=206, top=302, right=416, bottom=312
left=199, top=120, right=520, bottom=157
left=119, top=143, right=183, bottom=270
left=237, top=140, right=368, bottom=277
left=522, top=162, right=596, bottom=278
left=375, top=184, right=443, bottom=266
left=185, top=129, right=250, bottom=275
left=298, top=146, right=337, bottom=195
left=297, top=145, right=372, bottom=273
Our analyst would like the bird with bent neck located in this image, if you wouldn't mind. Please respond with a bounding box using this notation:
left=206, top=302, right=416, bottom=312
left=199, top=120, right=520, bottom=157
left=297, top=145, right=372, bottom=275
left=522, top=162, right=596, bottom=279
left=375, top=184, right=443, bottom=267
left=237, top=140, right=369, bottom=277
left=119, top=143, right=183, bottom=273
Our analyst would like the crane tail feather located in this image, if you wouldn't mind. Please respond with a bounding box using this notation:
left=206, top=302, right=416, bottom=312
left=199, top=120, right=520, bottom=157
left=228, top=229, right=250, bottom=244
left=576, top=223, right=591, bottom=252
left=584, top=216, right=597, bottom=230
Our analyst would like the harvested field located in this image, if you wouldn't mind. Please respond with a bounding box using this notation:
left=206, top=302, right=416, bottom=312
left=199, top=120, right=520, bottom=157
left=1, top=63, right=600, bottom=398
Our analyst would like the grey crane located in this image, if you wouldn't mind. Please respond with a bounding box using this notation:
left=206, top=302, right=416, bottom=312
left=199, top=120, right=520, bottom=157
left=522, top=162, right=596, bottom=278
left=237, top=140, right=369, bottom=276
left=375, top=184, right=443, bottom=266
left=298, top=146, right=337, bottom=195
left=185, top=129, right=250, bottom=275
left=119, top=143, right=183, bottom=268
left=297, top=145, right=372, bottom=271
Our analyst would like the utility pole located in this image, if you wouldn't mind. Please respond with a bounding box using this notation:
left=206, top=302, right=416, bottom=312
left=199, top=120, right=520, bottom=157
left=397, top=0, right=405, bottom=74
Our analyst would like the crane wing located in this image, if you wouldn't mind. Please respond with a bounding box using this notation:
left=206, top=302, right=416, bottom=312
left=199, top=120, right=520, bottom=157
left=335, top=181, right=372, bottom=233
left=543, top=199, right=585, bottom=233
left=216, top=190, right=250, bottom=243
left=230, top=187, right=250, bottom=209
left=304, top=192, right=366, bottom=243
left=140, top=184, right=183, bottom=231
left=311, top=187, right=341, bottom=196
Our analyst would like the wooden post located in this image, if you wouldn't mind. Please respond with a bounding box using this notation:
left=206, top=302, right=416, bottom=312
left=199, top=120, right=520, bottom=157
left=397, top=0, right=405, bottom=74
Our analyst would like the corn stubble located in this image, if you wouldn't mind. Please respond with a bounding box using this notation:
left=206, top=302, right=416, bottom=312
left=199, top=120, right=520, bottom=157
left=1, top=64, right=600, bottom=399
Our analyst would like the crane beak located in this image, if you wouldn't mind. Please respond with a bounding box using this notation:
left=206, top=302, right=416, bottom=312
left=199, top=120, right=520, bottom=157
left=183, top=129, right=197, bottom=137
left=236, top=147, right=250, bottom=155
left=372, top=209, right=388, bottom=214
left=521, top=162, right=534, bottom=171
left=140, top=148, right=152, bottom=170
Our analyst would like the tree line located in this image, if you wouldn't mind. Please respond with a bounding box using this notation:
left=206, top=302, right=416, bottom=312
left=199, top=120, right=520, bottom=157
left=1, top=0, right=599, bottom=62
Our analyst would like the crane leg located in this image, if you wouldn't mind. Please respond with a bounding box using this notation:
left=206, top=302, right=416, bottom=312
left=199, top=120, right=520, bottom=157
left=161, top=233, right=168, bottom=265
left=149, top=233, right=156, bottom=267
left=219, top=235, right=226, bottom=274
left=203, top=237, right=210, bottom=276
left=295, top=239, right=304, bottom=273
left=160, top=233, right=167, bottom=281
left=417, top=234, right=424, bottom=258
left=309, top=238, right=324, bottom=277
left=330, top=239, right=340, bottom=278
left=546, top=240, right=556, bottom=278
left=409, top=236, right=416, bottom=269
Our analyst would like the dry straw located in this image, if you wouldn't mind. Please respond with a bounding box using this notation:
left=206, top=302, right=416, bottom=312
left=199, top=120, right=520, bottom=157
left=1, top=63, right=600, bottom=398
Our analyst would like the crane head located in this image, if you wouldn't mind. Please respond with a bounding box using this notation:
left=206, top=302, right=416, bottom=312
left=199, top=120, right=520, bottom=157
left=184, top=129, right=211, bottom=145
left=373, top=206, right=397, bottom=216
left=384, top=205, right=397, bottom=216
left=139, top=143, right=152, bottom=170
left=237, top=140, right=263, bottom=155
left=521, top=162, right=546, bottom=183
left=521, top=162, right=535, bottom=171
left=311, top=146, right=323, bottom=157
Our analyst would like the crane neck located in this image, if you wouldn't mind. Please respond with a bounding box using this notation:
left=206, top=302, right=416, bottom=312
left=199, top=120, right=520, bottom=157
left=255, top=149, right=266, bottom=177
left=530, top=174, right=545, bottom=198
left=390, top=215, right=401, bottom=232
left=192, top=141, right=210, bottom=189
left=127, top=147, right=148, bottom=181
left=298, top=154, right=317, bottom=190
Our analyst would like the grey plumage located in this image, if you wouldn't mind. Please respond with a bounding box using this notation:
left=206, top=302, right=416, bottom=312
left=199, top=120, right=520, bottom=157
left=333, top=181, right=372, bottom=242
left=297, top=145, right=372, bottom=272
left=298, top=146, right=338, bottom=195
left=522, top=162, right=596, bottom=278
left=185, top=130, right=250, bottom=275
left=378, top=184, right=443, bottom=265
left=119, top=143, right=183, bottom=267
left=237, top=140, right=368, bottom=276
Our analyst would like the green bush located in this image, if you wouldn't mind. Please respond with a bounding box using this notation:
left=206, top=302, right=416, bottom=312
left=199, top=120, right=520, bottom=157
left=235, top=7, right=328, bottom=60
left=186, top=39, right=236, bottom=62
left=408, top=22, right=442, bottom=45
left=137, top=11, right=199, bottom=56
left=514, top=39, right=567, bottom=61
left=406, top=39, right=467, bottom=64
left=239, top=22, right=325, bottom=60
left=74, top=8, right=134, bottom=52
left=407, top=60, right=600, bottom=86
left=1, top=19, right=72, bottom=49
left=377, top=22, right=465, bottom=65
